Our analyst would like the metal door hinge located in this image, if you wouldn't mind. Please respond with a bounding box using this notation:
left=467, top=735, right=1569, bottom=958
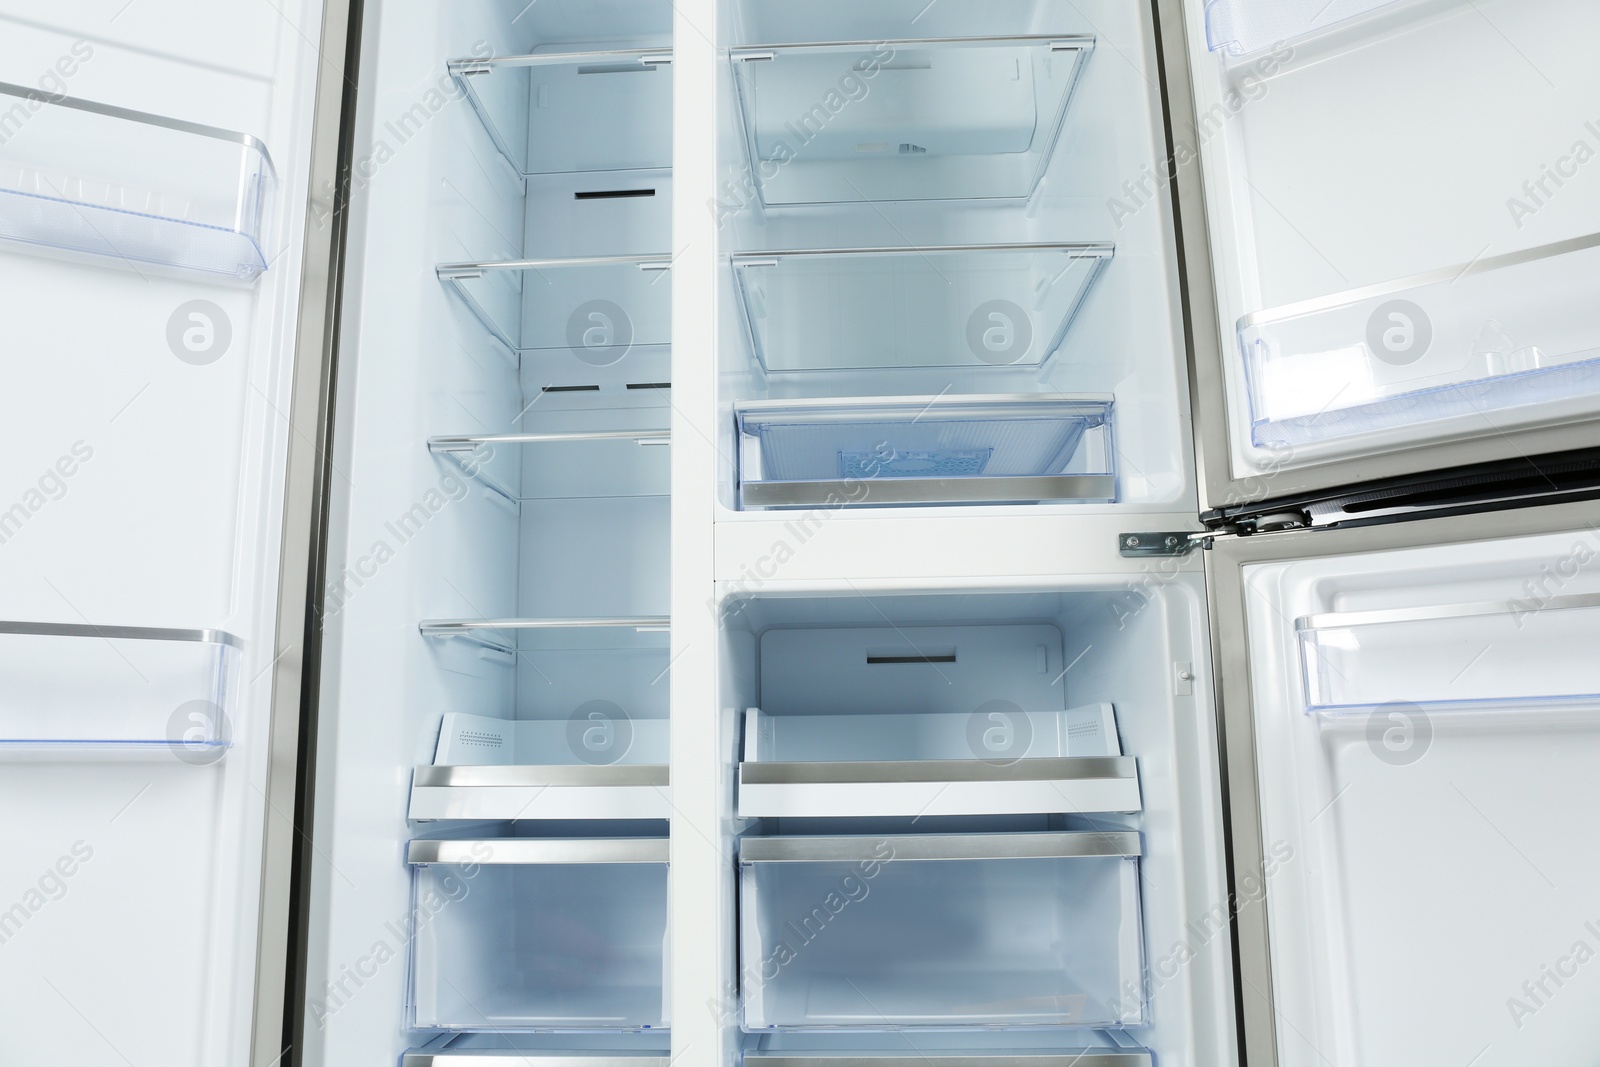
left=1119, top=531, right=1205, bottom=557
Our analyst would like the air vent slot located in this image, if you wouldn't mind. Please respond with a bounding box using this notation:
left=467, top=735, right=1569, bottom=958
left=866, top=648, right=957, bottom=665
left=541, top=384, right=601, bottom=393
left=574, top=188, right=657, bottom=200
left=627, top=382, right=672, bottom=390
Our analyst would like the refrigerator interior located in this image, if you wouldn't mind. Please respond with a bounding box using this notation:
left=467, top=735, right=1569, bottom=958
left=1238, top=524, right=1600, bottom=1067
left=1188, top=0, right=1600, bottom=478
left=305, top=0, right=672, bottom=1062
left=713, top=0, right=1196, bottom=512
left=719, top=587, right=1235, bottom=1063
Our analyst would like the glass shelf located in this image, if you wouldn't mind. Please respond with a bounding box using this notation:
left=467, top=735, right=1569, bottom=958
left=738, top=832, right=1145, bottom=1030
left=0, top=80, right=274, bottom=281
left=404, top=1032, right=671, bottom=1066
left=420, top=617, right=671, bottom=655
left=1240, top=232, right=1600, bottom=455
left=0, top=621, right=238, bottom=758
left=411, top=712, right=670, bottom=821
left=735, top=396, right=1115, bottom=509
left=430, top=430, right=670, bottom=503
left=450, top=48, right=673, bottom=176
left=742, top=1052, right=1152, bottom=1067
left=729, top=36, right=1093, bottom=205
left=731, top=244, right=1111, bottom=373
left=439, top=254, right=671, bottom=355
left=1298, top=592, right=1600, bottom=714
left=407, top=838, right=670, bottom=1032
left=1204, top=0, right=1405, bottom=54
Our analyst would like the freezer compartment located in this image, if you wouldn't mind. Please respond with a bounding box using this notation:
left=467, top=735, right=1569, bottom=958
left=738, top=832, right=1145, bottom=1030
left=1241, top=233, right=1600, bottom=455
left=1203, top=0, right=1404, bottom=55
left=0, top=621, right=237, bottom=758
left=729, top=36, right=1092, bottom=205
left=732, top=244, right=1111, bottom=374
left=736, top=396, right=1114, bottom=509
left=0, top=81, right=273, bottom=281
left=1298, top=591, right=1600, bottom=713
left=451, top=47, right=672, bottom=176
left=440, top=254, right=672, bottom=355
left=407, top=838, right=670, bottom=1032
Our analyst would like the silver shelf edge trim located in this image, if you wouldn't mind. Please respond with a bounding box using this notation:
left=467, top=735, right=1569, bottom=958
left=743, top=475, right=1116, bottom=508
left=405, top=1057, right=670, bottom=1067
left=448, top=46, right=673, bottom=70
left=740, top=831, right=1141, bottom=863
left=0, top=620, right=243, bottom=649
left=1295, top=589, right=1600, bottom=632
left=732, top=242, right=1114, bottom=262
left=429, top=430, right=670, bottom=451
left=415, top=764, right=670, bottom=788
left=737, top=395, right=1114, bottom=421
left=407, top=838, right=669, bottom=865
left=420, top=617, right=670, bottom=635
left=740, top=757, right=1136, bottom=785
left=732, top=33, right=1097, bottom=56
left=1240, top=229, right=1600, bottom=329
left=744, top=1055, right=1150, bottom=1067
left=0, top=80, right=275, bottom=174
left=438, top=253, right=672, bottom=275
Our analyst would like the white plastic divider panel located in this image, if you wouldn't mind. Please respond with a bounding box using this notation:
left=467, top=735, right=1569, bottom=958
left=735, top=396, right=1115, bottom=508
left=729, top=36, right=1093, bottom=205
left=450, top=48, right=673, bottom=176
left=0, top=81, right=274, bottom=281
left=738, top=833, right=1145, bottom=1030
left=1298, top=591, right=1600, bottom=713
left=0, top=622, right=237, bottom=755
left=731, top=244, right=1111, bottom=373
left=1241, top=234, right=1600, bottom=453
left=439, top=255, right=673, bottom=355
left=409, top=711, right=670, bottom=821
left=407, top=838, right=671, bottom=1032
left=1202, top=0, right=1404, bottom=55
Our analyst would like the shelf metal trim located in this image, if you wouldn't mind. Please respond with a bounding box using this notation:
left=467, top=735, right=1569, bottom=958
left=743, top=1055, right=1151, bottom=1067
left=740, top=757, right=1135, bottom=785
left=438, top=254, right=673, bottom=276
left=731, top=242, right=1113, bottom=263
left=429, top=430, right=670, bottom=452
left=1295, top=590, right=1600, bottom=632
left=0, top=620, right=243, bottom=649
left=731, top=33, right=1096, bottom=58
left=448, top=47, right=673, bottom=73
left=740, top=831, right=1141, bottom=863
left=405, top=1056, right=670, bottom=1067
left=742, top=475, right=1116, bottom=508
left=407, top=838, right=669, bottom=865
left=415, top=764, right=669, bottom=788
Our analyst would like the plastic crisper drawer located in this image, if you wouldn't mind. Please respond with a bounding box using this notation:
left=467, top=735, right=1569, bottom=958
left=1240, top=232, right=1600, bottom=457
left=407, top=839, right=670, bottom=1032
left=0, top=80, right=274, bottom=281
left=1298, top=591, right=1600, bottom=714
left=738, top=832, right=1145, bottom=1030
left=736, top=396, right=1114, bottom=509
left=729, top=36, right=1093, bottom=205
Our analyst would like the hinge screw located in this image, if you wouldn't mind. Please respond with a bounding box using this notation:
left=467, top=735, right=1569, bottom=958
left=1124, top=535, right=1140, bottom=548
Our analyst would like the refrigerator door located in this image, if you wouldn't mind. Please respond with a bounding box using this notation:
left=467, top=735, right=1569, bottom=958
left=1164, top=0, right=1600, bottom=508
left=1208, top=499, right=1600, bottom=1067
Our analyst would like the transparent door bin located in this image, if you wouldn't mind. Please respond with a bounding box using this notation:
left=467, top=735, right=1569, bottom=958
left=439, top=255, right=670, bottom=354
left=1298, top=592, right=1600, bottom=714
left=450, top=49, right=673, bottom=176
left=736, top=396, right=1115, bottom=509
left=738, top=833, right=1145, bottom=1030
left=1240, top=233, right=1600, bottom=455
left=1204, top=0, right=1404, bottom=55
left=730, top=36, right=1093, bottom=205
left=404, top=1031, right=671, bottom=1065
left=0, top=621, right=238, bottom=758
left=732, top=244, right=1112, bottom=373
left=410, top=712, right=671, bottom=821
left=0, top=81, right=274, bottom=281
left=407, top=838, right=670, bottom=1032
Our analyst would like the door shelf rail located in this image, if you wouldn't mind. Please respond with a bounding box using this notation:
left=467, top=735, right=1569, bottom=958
left=448, top=46, right=673, bottom=177
left=729, top=35, right=1094, bottom=206
left=438, top=254, right=671, bottom=354
left=0, top=81, right=276, bottom=281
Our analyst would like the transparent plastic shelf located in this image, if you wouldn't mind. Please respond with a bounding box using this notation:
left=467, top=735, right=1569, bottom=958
left=738, top=704, right=1139, bottom=818
left=408, top=838, right=669, bottom=1032
left=439, top=255, right=671, bottom=354
left=420, top=617, right=671, bottom=655
left=738, top=832, right=1145, bottom=1030
left=430, top=430, right=670, bottom=502
left=730, top=35, right=1093, bottom=205
left=732, top=244, right=1111, bottom=373
left=405, top=1031, right=670, bottom=1066
left=410, top=712, right=670, bottom=821
left=0, top=80, right=274, bottom=281
left=450, top=48, right=673, bottom=176
left=736, top=395, right=1115, bottom=509
left=1241, top=232, right=1600, bottom=454
left=0, top=621, right=238, bottom=759
left=742, top=1052, right=1152, bottom=1067
left=1204, top=0, right=1405, bottom=55
left=1298, top=592, right=1600, bottom=714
